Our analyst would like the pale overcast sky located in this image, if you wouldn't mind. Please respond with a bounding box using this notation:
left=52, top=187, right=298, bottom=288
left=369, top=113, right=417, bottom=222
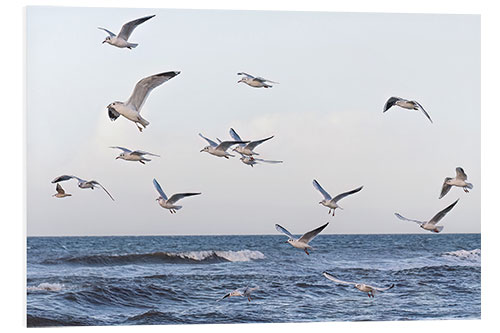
left=26, top=7, right=480, bottom=236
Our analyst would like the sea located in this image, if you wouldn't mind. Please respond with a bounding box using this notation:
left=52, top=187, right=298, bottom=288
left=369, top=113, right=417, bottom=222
left=26, top=233, right=480, bottom=327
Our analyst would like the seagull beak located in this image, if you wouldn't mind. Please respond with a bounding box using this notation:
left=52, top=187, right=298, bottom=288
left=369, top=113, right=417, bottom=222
left=237, top=79, right=243, bottom=83
left=115, top=156, right=119, bottom=160
left=200, top=149, right=204, bottom=152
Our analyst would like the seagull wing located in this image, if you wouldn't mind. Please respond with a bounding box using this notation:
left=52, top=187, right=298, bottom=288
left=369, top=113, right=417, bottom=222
left=332, top=186, right=363, bottom=203
left=153, top=178, right=168, bottom=200
left=298, top=222, right=329, bottom=243
left=51, top=175, right=82, bottom=183
left=117, top=15, right=155, bottom=41
left=275, top=224, right=295, bottom=240
left=253, top=158, right=283, bottom=164
left=439, top=177, right=453, bottom=199
left=55, top=183, right=65, bottom=194
left=383, top=97, right=401, bottom=112
left=322, top=272, right=356, bottom=286
left=166, top=192, right=201, bottom=204
left=370, top=283, right=395, bottom=292
left=255, top=77, right=279, bottom=84
left=199, top=133, right=218, bottom=148
left=394, top=213, right=424, bottom=225
left=429, top=199, right=459, bottom=225
left=88, top=181, right=114, bottom=201
left=413, top=101, right=433, bottom=123
left=246, top=136, right=274, bottom=150
left=126, top=71, right=180, bottom=112
left=312, top=179, right=332, bottom=200
left=455, top=167, right=468, bottom=180
left=109, top=146, right=132, bottom=153
left=97, top=27, right=116, bottom=37
left=237, top=72, right=255, bottom=79
left=229, top=128, right=243, bottom=141
left=130, top=150, right=160, bottom=157
left=216, top=141, right=249, bottom=152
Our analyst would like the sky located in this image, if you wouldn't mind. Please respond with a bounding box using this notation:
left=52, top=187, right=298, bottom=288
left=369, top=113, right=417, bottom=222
left=26, top=7, right=480, bottom=236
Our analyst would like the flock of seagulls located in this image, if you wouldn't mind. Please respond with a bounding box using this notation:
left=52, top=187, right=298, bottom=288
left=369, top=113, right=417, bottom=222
left=49, top=14, right=476, bottom=302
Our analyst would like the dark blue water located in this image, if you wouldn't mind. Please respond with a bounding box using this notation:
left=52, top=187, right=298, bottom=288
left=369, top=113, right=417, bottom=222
left=26, top=234, right=480, bottom=326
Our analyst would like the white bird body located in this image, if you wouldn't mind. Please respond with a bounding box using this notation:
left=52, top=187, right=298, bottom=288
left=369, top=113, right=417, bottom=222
left=323, top=272, right=394, bottom=298
left=440, top=167, right=473, bottom=199
left=99, top=15, right=155, bottom=49
left=313, top=180, right=363, bottom=216
left=275, top=223, right=329, bottom=255
left=107, top=71, right=180, bottom=132
left=395, top=199, right=459, bottom=233
left=237, top=72, right=278, bottom=88
left=153, top=178, right=201, bottom=214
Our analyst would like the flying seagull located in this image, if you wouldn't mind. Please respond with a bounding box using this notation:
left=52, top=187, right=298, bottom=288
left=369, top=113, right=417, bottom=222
left=51, top=175, right=114, bottom=201
left=199, top=133, right=248, bottom=159
left=383, top=97, right=433, bottom=123
left=153, top=178, right=201, bottom=214
left=110, top=146, right=160, bottom=164
left=440, top=167, right=473, bottom=199
left=218, top=287, right=259, bottom=302
left=107, top=71, right=180, bottom=132
left=323, top=272, right=394, bottom=298
left=395, top=199, right=459, bottom=233
left=229, top=128, right=274, bottom=156
left=313, top=180, right=363, bottom=216
left=53, top=183, right=71, bottom=198
left=237, top=72, right=279, bottom=88
left=239, top=156, right=283, bottom=167
left=99, top=15, right=155, bottom=49
left=275, top=222, right=329, bottom=255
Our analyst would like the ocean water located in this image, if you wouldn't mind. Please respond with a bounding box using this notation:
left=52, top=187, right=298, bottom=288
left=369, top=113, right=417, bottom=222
left=26, top=234, right=480, bottom=327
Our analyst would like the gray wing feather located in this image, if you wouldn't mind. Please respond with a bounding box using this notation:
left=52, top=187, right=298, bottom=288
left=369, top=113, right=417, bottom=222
left=229, top=128, right=243, bottom=141
left=371, top=284, right=395, bottom=292
left=110, top=146, right=132, bottom=153
left=298, top=222, right=329, bottom=243
left=255, top=77, right=279, bottom=84
left=131, top=150, right=160, bottom=157
left=199, top=133, right=218, bottom=148
left=246, top=136, right=274, bottom=150
left=455, top=167, right=467, bottom=180
left=237, top=72, right=255, bottom=79
left=56, top=183, right=65, bottom=194
left=322, top=272, right=356, bottom=285
left=312, top=179, right=332, bottom=200
left=332, top=186, right=363, bottom=203
left=117, top=15, right=155, bottom=40
left=254, top=158, right=283, bottom=164
left=413, top=101, right=433, bottom=123
left=394, top=213, right=423, bottom=225
left=126, top=71, right=180, bottom=111
left=97, top=27, right=116, bottom=37
left=383, top=97, right=401, bottom=112
left=439, top=177, right=453, bottom=199
left=275, top=224, right=295, bottom=239
left=429, top=199, right=459, bottom=225
left=166, top=193, right=201, bottom=204
left=153, top=178, right=168, bottom=200
left=216, top=141, right=249, bottom=151
left=51, top=175, right=82, bottom=183
left=88, top=181, right=114, bottom=201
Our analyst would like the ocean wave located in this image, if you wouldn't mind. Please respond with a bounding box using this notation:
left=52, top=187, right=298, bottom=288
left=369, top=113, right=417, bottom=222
left=442, top=249, right=481, bottom=261
left=27, top=282, right=64, bottom=292
left=44, top=250, right=265, bottom=266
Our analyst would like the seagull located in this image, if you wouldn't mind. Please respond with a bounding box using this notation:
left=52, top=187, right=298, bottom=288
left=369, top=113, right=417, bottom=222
left=239, top=156, right=283, bottom=167
left=52, top=183, right=71, bottom=198
left=395, top=199, right=459, bottom=233
left=51, top=175, right=114, bottom=201
left=313, top=180, right=363, bottom=216
left=99, top=15, right=155, bottom=49
left=110, top=146, right=160, bottom=164
left=199, top=133, right=248, bottom=159
left=440, top=167, right=473, bottom=199
left=383, top=97, right=433, bottom=123
left=153, top=178, right=201, bottom=214
left=218, top=287, right=259, bottom=302
left=107, top=71, right=180, bottom=132
left=229, top=128, right=274, bottom=156
left=275, top=222, right=329, bottom=255
left=237, top=72, right=279, bottom=88
left=322, top=272, right=395, bottom=298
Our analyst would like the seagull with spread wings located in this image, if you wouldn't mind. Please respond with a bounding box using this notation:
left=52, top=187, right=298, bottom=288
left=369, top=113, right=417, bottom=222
left=440, top=167, right=473, bottom=199
left=395, top=199, right=459, bottom=233
left=383, top=97, right=433, bottom=123
left=153, top=179, right=201, bottom=214
left=218, top=287, right=259, bottom=302
left=323, top=272, right=395, bottom=298
left=51, top=175, right=114, bottom=201
left=237, top=72, right=279, bottom=88
left=199, top=133, right=248, bottom=159
left=110, top=146, right=159, bottom=164
left=99, top=15, right=155, bottom=49
left=313, top=179, right=363, bottom=216
left=239, top=156, right=283, bottom=167
left=275, top=222, right=329, bottom=255
left=52, top=183, right=71, bottom=198
left=107, top=71, right=180, bottom=132
left=229, top=128, right=275, bottom=156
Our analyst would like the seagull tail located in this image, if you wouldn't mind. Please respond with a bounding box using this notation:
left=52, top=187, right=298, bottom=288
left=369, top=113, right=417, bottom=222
left=138, top=115, right=149, bottom=128
left=127, top=43, right=138, bottom=48
left=434, top=226, right=444, bottom=233
left=466, top=183, right=474, bottom=189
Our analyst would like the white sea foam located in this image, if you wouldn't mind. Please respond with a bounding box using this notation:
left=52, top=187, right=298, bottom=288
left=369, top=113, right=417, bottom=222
left=27, top=282, right=64, bottom=292
left=443, top=249, right=481, bottom=261
left=178, top=250, right=265, bottom=262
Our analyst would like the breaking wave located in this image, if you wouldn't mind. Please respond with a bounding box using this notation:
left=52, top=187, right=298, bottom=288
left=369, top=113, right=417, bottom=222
left=442, top=249, right=481, bottom=261
left=27, top=282, right=64, bottom=292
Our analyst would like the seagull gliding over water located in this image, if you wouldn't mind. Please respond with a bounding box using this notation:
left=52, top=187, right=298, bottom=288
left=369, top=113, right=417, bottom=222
left=99, top=15, right=155, bottom=49
left=313, top=179, right=363, bottom=216
left=323, top=272, right=395, bottom=298
left=395, top=199, right=459, bottom=233
left=153, top=178, right=201, bottom=214
left=275, top=222, right=329, bottom=255
left=218, top=287, right=259, bottom=302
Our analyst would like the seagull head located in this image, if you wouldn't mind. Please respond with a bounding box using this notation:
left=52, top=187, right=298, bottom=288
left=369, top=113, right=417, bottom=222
left=200, top=146, right=210, bottom=153
left=155, top=196, right=162, bottom=202
left=102, top=36, right=111, bottom=44
left=319, top=199, right=327, bottom=205
left=238, top=77, right=249, bottom=84
left=116, top=153, right=125, bottom=160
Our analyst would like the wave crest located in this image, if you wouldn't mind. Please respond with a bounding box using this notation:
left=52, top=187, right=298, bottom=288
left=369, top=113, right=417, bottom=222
left=443, top=249, right=481, bottom=261
left=27, top=282, right=64, bottom=292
